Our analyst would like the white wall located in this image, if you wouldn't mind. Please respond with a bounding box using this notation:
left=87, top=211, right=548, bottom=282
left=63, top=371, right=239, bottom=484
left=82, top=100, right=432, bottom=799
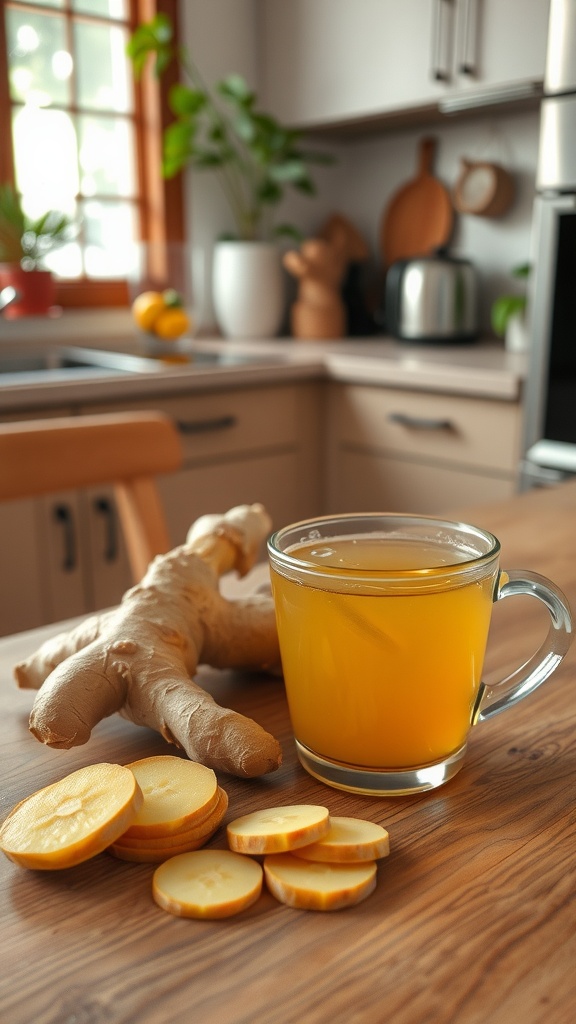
left=180, top=2, right=540, bottom=336
left=180, top=0, right=260, bottom=328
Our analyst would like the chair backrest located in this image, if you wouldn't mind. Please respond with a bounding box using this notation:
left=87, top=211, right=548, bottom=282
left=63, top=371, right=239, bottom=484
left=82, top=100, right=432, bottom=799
left=0, top=411, right=183, bottom=582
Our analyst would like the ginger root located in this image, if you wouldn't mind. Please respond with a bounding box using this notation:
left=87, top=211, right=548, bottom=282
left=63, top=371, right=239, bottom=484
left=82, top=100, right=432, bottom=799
left=14, top=504, right=282, bottom=778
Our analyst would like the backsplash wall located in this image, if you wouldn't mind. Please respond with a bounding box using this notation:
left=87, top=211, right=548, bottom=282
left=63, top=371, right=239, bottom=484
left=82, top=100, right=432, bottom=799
left=182, top=1, right=540, bottom=337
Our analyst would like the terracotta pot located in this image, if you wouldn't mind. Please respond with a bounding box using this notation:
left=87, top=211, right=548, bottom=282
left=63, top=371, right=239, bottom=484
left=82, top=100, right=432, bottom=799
left=0, top=264, right=57, bottom=318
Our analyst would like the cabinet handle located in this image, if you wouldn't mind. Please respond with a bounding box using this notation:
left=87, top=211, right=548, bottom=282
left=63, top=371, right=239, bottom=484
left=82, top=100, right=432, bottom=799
left=431, top=0, right=453, bottom=82
left=457, top=0, right=477, bottom=76
left=388, top=412, right=455, bottom=431
left=93, top=496, right=118, bottom=563
left=176, top=415, right=237, bottom=434
left=53, top=503, right=77, bottom=572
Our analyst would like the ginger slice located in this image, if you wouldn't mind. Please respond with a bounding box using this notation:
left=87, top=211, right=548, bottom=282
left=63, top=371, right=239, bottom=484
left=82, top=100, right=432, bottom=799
left=153, top=849, right=263, bottom=918
left=292, top=817, right=390, bottom=864
left=226, top=805, right=330, bottom=854
left=263, top=853, right=377, bottom=911
left=0, top=763, right=142, bottom=871
left=113, top=787, right=228, bottom=850
left=121, top=756, right=219, bottom=838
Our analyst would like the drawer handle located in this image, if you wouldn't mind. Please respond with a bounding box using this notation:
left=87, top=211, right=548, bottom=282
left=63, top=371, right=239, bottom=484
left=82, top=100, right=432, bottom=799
left=93, top=496, right=118, bottom=563
left=388, top=412, right=455, bottom=431
left=53, top=503, right=77, bottom=572
left=176, top=415, right=237, bottom=435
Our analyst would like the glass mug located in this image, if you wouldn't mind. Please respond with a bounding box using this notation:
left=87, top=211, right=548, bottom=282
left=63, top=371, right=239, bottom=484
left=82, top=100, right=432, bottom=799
left=267, top=513, right=573, bottom=796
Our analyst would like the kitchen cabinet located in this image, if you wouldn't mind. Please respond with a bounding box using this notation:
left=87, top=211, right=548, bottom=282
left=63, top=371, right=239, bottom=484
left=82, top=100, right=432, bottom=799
left=0, top=381, right=324, bottom=636
left=325, top=383, right=521, bottom=514
left=78, top=380, right=325, bottom=548
left=0, top=408, right=132, bottom=636
left=259, top=0, right=550, bottom=129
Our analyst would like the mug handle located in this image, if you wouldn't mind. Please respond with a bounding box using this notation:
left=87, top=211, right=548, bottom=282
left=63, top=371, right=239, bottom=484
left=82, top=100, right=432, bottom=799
left=473, top=570, right=573, bottom=723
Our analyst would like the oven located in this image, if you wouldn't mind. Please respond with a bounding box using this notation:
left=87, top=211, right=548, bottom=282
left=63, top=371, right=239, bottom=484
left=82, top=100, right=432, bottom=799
left=521, top=0, right=576, bottom=488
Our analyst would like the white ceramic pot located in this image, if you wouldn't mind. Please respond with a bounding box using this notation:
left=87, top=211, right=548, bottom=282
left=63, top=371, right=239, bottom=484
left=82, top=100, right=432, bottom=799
left=505, top=311, right=528, bottom=352
left=212, top=241, right=285, bottom=339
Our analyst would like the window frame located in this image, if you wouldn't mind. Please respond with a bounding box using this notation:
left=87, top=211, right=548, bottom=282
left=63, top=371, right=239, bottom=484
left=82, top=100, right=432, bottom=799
left=0, top=0, right=185, bottom=308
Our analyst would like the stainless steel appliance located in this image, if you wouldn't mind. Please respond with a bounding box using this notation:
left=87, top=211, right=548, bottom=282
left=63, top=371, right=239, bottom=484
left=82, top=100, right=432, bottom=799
left=522, top=0, right=576, bottom=487
left=385, top=252, right=478, bottom=343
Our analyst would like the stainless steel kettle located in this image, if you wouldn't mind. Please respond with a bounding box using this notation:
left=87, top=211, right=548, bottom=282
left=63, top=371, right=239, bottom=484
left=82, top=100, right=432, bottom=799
left=385, top=252, right=478, bottom=343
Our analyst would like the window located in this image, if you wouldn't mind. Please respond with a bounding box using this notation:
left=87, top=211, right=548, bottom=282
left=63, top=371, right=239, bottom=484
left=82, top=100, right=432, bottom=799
left=0, top=0, right=184, bottom=307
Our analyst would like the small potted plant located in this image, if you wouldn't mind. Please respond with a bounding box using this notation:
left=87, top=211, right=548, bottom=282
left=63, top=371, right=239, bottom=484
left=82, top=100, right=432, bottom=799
left=491, top=263, right=530, bottom=352
left=0, top=182, right=71, bottom=318
left=127, top=14, right=335, bottom=338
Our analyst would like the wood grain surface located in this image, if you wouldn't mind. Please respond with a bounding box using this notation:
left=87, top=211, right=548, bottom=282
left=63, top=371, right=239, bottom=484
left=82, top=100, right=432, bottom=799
left=1, top=482, right=576, bottom=1024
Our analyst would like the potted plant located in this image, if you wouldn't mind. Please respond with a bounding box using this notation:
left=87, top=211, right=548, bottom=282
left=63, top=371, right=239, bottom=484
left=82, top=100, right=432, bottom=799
left=127, top=14, right=334, bottom=338
left=491, top=263, right=530, bottom=352
left=0, top=183, right=71, bottom=319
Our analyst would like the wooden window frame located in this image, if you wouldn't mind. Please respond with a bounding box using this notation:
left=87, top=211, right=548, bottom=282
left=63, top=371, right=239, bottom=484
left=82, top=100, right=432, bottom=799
left=0, top=0, right=184, bottom=309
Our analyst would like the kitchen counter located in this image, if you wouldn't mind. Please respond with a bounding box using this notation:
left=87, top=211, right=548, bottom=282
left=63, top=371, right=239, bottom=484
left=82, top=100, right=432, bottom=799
left=0, top=335, right=526, bottom=412
left=1, top=480, right=575, bottom=1024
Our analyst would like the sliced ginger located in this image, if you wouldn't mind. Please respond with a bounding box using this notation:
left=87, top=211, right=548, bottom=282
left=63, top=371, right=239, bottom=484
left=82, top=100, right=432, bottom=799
left=114, top=788, right=228, bottom=850
left=109, top=787, right=229, bottom=863
left=119, top=756, right=219, bottom=838
left=292, top=816, right=390, bottom=864
left=0, top=763, right=142, bottom=871
left=153, top=849, right=263, bottom=918
left=263, top=853, right=377, bottom=911
left=227, top=805, right=330, bottom=854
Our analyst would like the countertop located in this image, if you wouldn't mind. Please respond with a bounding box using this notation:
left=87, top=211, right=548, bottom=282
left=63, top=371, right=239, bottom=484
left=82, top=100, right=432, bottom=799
left=0, top=334, right=527, bottom=412
left=1, top=480, right=575, bottom=1024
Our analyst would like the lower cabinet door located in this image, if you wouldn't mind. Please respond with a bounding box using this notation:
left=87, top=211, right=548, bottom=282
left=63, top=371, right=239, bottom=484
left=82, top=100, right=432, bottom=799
left=158, top=452, right=303, bottom=553
left=82, top=487, right=133, bottom=611
left=38, top=490, right=90, bottom=624
left=334, top=450, right=516, bottom=515
left=0, top=498, right=46, bottom=636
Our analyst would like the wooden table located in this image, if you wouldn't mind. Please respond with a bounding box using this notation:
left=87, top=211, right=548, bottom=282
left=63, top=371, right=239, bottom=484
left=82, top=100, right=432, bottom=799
left=1, top=482, right=576, bottom=1024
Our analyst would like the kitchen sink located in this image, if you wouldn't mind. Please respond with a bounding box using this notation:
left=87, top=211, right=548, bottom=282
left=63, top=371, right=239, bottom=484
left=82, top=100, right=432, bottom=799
left=0, top=346, right=165, bottom=381
left=0, top=344, right=288, bottom=384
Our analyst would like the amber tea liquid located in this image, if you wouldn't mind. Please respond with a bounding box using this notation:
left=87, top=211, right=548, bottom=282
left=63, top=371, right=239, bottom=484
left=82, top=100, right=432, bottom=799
left=270, top=535, right=496, bottom=770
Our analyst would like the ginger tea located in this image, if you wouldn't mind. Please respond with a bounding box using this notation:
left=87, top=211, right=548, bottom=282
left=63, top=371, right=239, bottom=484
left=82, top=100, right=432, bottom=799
left=270, top=535, right=496, bottom=770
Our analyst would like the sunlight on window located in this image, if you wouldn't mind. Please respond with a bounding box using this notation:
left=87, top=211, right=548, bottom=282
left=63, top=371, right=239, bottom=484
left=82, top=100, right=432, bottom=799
left=13, top=105, right=78, bottom=214
left=16, top=24, right=39, bottom=53
left=52, top=49, right=73, bottom=81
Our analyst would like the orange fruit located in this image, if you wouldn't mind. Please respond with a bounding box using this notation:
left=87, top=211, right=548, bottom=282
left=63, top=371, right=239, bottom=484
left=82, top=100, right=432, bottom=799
left=132, top=290, right=166, bottom=332
left=153, top=306, right=191, bottom=341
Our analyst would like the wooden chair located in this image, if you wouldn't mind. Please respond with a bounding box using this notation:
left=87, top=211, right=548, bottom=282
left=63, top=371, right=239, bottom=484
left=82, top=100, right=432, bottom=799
left=0, top=411, right=183, bottom=583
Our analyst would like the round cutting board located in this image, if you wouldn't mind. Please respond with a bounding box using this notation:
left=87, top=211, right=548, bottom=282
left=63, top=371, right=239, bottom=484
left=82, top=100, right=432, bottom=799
left=380, top=137, right=454, bottom=268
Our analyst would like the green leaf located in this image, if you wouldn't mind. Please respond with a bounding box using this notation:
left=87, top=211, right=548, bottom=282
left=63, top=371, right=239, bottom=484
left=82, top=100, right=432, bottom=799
left=126, top=16, right=174, bottom=78
left=293, top=174, right=316, bottom=196
left=232, top=112, right=257, bottom=143
left=273, top=224, right=304, bottom=242
left=268, top=160, right=307, bottom=183
left=169, top=84, right=206, bottom=117
left=491, top=295, right=526, bottom=337
left=257, top=179, right=283, bottom=204
left=512, top=262, right=531, bottom=279
left=218, top=74, right=254, bottom=105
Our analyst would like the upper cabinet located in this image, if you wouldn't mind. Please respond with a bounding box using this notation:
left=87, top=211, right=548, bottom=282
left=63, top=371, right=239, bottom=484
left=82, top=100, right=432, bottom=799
left=258, top=0, right=550, bottom=130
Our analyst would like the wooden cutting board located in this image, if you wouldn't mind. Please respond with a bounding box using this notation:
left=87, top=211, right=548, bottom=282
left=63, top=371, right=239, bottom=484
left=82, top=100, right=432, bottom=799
left=379, top=137, right=454, bottom=268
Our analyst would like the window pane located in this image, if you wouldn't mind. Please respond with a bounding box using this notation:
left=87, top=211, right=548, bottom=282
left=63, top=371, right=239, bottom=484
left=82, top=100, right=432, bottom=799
left=72, top=0, right=128, bottom=18
left=13, top=106, right=78, bottom=213
left=82, top=199, right=138, bottom=278
left=7, top=9, right=70, bottom=106
left=74, top=21, right=132, bottom=112
left=15, top=1, right=64, bottom=9
left=78, top=114, right=136, bottom=197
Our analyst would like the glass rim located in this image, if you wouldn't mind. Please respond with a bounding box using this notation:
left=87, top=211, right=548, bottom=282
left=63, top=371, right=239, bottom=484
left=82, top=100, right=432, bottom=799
left=267, top=512, right=501, bottom=583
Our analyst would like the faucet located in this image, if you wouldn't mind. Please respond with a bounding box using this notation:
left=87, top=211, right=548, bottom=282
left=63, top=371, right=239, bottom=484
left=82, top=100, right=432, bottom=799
left=0, top=285, right=20, bottom=313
